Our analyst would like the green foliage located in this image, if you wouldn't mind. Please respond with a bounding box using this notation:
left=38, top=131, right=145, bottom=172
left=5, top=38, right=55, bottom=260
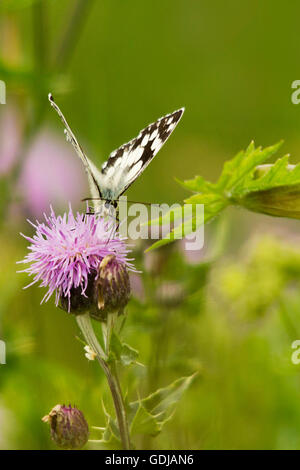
left=148, top=140, right=300, bottom=250
left=91, top=374, right=196, bottom=449
left=212, top=141, right=282, bottom=194
left=129, top=374, right=196, bottom=437
left=108, top=331, right=139, bottom=367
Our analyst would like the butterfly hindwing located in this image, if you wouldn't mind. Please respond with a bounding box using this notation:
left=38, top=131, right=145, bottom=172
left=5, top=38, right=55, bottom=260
left=100, top=108, right=184, bottom=200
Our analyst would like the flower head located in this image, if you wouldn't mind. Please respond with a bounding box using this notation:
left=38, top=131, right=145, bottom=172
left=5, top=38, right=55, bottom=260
left=42, top=404, right=89, bottom=449
left=18, top=205, right=135, bottom=311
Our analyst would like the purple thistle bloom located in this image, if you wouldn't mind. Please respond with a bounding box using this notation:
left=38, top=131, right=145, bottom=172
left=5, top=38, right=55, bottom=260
left=18, top=205, right=135, bottom=311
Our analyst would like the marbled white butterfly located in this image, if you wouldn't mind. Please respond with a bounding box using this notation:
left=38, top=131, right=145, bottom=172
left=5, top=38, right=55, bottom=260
left=48, top=93, right=184, bottom=215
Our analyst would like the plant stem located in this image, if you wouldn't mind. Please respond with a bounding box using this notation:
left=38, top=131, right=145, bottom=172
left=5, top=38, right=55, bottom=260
left=76, top=313, right=131, bottom=450
left=54, top=0, right=95, bottom=70
left=32, top=1, right=47, bottom=71
left=104, top=361, right=131, bottom=450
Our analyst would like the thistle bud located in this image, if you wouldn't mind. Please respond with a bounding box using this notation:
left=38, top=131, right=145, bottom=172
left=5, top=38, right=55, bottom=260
left=237, top=164, right=300, bottom=219
left=90, top=255, right=131, bottom=321
left=42, top=404, right=89, bottom=449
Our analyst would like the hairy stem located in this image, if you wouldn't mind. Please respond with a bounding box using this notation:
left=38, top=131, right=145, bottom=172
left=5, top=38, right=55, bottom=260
left=76, top=313, right=131, bottom=450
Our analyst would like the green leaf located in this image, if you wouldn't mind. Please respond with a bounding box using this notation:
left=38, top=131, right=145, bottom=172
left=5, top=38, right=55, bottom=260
left=216, top=141, right=283, bottom=194
left=128, top=373, right=197, bottom=437
left=175, top=175, right=214, bottom=193
left=147, top=140, right=289, bottom=250
left=237, top=158, right=300, bottom=196
left=145, top=204, right=185, bottom=227
left=130, top=404, right=162, bottom=437
left=139, top=373, right=197, bottom=415
left=90, top=401, right=123, bottom=450
left=146, top=194, right=227, bottom=252
left=108, top=331, right=139, bottom=366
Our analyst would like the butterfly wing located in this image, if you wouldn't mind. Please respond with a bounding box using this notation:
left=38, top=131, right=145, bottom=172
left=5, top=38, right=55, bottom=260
left=49, top=94, right=184, bottom=210
left=100, top=108, right=185, bottom=201
left=48, top=94, right=105, bottom=211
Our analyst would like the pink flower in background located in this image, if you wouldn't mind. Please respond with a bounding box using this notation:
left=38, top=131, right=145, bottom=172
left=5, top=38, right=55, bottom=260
left=18, top=130, right=87, bottom=217
left=0, top=105, right=23, bottom=175
left=18, top=205, right=135, bottom=309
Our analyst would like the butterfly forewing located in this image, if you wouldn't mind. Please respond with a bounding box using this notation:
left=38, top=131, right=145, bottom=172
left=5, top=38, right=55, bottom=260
left=100, top=108, right=184, bottom=200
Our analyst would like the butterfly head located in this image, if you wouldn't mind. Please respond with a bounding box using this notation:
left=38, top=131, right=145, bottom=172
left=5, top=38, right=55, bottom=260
left=100, top=199, right=119, bottom=222
left=104, top=200, right=118, bottom=210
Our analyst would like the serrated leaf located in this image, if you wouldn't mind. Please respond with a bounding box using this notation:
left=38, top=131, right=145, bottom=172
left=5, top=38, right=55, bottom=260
left=140, top=373, right=197, bottom=415
left=146, top=195, right=227, bottom=252
left=128, top=374, right=197, bottom=437
left=108, top=331, right=139, bottom=366
left=147, top=140, right=293, bottom=251
left=102, top=399, right=121, bottom=440
left=91, top=401, right=123, bottom=450
left=217, top=141, right=283, bottom=194
left=238, top=158, right=300, bottom=196
left=175, top=175, right=215, bottom=193
left=130, top=404, right=162, bottom=437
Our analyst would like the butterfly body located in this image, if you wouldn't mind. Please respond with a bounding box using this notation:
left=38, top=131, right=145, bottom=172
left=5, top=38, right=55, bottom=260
left=48, top=94, right=184, bottom=216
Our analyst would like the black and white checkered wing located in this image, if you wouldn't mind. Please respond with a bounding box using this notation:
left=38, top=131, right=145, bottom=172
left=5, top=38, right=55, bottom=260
left=100, top=108, right=184, bottom=200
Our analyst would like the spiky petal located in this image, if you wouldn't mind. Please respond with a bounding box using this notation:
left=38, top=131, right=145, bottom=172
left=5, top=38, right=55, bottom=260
left=18, top=205, right=134, bottom=311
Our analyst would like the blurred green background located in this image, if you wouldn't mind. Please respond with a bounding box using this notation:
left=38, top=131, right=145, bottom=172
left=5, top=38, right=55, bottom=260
left=2, top=0, right=300, bottom=449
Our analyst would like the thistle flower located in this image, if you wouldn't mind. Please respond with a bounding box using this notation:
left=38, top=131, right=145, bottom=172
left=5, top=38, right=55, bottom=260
left=18, top=205, right=135, bottom=313
left=42, top=404, right=89, bottom=449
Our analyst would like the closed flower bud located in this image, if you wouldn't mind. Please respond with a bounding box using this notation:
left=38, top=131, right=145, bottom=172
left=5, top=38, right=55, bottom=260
left=237, top=164, right=300, bottom=219
left=42, top=404, right=89, bottom=450
left=90, top=255, right=131, bottom=322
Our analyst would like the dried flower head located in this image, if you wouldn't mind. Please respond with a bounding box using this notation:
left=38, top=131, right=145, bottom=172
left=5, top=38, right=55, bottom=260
left=42, top=404, right=89, bottom=449
left=18, top=205, right=135, bottom=312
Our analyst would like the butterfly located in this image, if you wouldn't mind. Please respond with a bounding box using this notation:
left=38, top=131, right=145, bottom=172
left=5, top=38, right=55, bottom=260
left=48, top=93, right=184, bottom=216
